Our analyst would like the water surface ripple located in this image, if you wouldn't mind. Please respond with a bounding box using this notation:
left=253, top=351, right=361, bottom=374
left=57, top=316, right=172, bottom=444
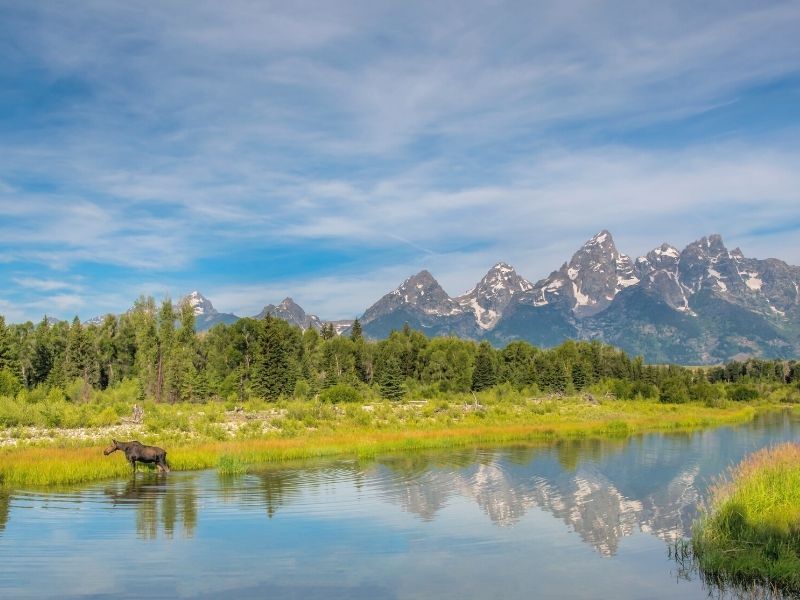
left=1, top=411, right=799, bottom=599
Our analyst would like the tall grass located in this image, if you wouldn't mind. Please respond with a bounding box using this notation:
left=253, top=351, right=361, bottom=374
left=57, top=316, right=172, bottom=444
left=692, top=443, right=800, bottom=593
left=0, top=399, right=762, bottom=487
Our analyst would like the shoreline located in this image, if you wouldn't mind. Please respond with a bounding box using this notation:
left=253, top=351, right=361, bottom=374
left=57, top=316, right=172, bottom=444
left=0, top=399, right=775, bottom=487
left=691, top=442, right=800, bottom=594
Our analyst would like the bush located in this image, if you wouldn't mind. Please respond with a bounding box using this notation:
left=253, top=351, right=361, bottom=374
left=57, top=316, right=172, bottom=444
left=660, top=379, right=689, bottom=404
left=632, top=381, right=659, bottom=399
left=610, top=379, right=634, bottom=400
left=293, top=379, right=312, bottom=399
left=728, top=384, right=760, bottom=402
left=90, top=406, right=120, bottom=427
left=319, top=384, right=360, bottom=404
left=689, top=381, right=717, bottom=403
left=0, top=368, right=21, bottom=397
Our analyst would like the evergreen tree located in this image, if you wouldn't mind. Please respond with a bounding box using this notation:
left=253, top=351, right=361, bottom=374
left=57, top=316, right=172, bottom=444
left=571, top=360, right=592, bottom=391
left=252, top=318, right=297, bottom=400
left=379, top=356, right=405, bottom=401
left=472, top=341, right=498, bottom=391
left=131, top=296, right=159, bottom=398
left=320, top=323, right=335, bottom=340
left=350, top=318, right=363, bottom=342
left=63, top=316, right=98, bottom=399
left=156, top=299, right=176, bottom=402
left=541, top=356, right=569, bottom=393
left=0, top=316, right=11, bottom=372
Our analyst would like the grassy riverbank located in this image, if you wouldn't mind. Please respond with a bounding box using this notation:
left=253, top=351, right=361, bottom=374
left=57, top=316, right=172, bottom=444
left=0, top=395, right=770, bottom=487
left=692, top=443, right=800, bottom=593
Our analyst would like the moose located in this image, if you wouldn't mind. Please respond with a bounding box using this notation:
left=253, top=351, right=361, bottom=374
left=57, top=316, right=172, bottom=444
left=103, top=439, right=170, bottom=473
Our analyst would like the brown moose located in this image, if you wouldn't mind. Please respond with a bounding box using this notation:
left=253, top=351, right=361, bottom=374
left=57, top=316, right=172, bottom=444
left=103, top=439, right=170, bottom=473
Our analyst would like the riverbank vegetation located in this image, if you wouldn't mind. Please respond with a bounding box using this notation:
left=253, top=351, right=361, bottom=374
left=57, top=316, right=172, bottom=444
left=0, top=398, right=762, bottom=486
left=0, top=299, right=798, bottom=485
left=691, top=443, right=800, bottom=594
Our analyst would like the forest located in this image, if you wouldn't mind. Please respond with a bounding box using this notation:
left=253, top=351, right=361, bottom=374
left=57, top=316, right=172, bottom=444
left=1, top=295, right=798, bottom=411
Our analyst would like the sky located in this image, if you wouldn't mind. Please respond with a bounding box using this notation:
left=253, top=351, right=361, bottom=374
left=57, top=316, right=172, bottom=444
left=1, top=0, right=799, bottom=323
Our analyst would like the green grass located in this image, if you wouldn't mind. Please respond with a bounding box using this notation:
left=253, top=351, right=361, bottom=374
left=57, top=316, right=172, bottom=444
left=0, top=397, right=767, bottom=487
left=692, top=443, right=800, bottom=593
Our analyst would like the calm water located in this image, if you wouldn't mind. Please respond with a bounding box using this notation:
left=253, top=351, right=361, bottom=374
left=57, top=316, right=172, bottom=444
left=2, top=411, right=800, bottom=599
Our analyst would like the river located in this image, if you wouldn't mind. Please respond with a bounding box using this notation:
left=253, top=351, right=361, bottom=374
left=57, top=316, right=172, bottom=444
left=1, top=410, right=798, bottom=599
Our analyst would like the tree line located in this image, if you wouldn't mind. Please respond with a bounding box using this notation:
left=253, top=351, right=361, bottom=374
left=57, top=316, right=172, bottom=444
left=0, top=297, right=798, bottom=403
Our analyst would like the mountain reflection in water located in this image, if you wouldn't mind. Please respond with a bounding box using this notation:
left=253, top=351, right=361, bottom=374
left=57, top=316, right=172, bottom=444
left=1, top=410, right=799, bottom=600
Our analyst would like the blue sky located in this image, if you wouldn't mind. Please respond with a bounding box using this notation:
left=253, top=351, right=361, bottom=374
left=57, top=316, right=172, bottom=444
left=1, top=0, right=799, bottom=322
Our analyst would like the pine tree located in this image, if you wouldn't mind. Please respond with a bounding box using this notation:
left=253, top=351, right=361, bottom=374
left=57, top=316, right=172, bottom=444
left=379, top=356, right=405, bottom=401
left=252, top=319, right=296, bottom=400
left=0, top=316, right=11, bottom=372
left=156, top=299, right=176, bottom=402
left=63, top=316, right=98, bottom=399
left=350, top=318, right=363, bottom=342
left=472, top=341, right=498, bottom=391
left=571, top=360, right=592, bottom=391
left=320, top=323, right=335, bottom=340
left=131, top=296, right=159, bottom=398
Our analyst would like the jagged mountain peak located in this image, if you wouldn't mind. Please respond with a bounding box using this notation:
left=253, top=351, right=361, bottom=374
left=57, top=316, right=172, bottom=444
left=584, top=229, right=615, bottom=248
left=182, top=290, right=217, bottom=316
left=457, top=262, right=533, bottom=330
left=685, top=233, right=728, bottom=257
left=402, top=269, right=439, bottom=288
left=527, top=230, right=638, bottom=316
left=255, top=297, right=323, bottom=331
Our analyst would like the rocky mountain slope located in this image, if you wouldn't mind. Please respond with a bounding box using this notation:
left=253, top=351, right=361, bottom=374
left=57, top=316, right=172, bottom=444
left=359, top=231, right=800, bottom=364
left=79, top=231, right=799, bottom=364
left=183, top=291, right=239, bottom=330
left=255, top=297, right=324, bottom=331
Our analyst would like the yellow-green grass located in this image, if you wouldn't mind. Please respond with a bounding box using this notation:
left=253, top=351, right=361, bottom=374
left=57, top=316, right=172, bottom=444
left=692, top=443, right=800, bottom=593
left=0, top=400, right=761, bottom=487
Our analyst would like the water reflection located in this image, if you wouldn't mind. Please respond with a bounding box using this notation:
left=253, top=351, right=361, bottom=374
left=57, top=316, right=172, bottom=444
left=1, top=410, right=799, bottom=600
left=104, top=474, right=198, bottom=539
left=0, top=490, right=8, bottom=535
left=366, top=412, right=800, bottom=556
left=670, top=541, right=799, bottom=600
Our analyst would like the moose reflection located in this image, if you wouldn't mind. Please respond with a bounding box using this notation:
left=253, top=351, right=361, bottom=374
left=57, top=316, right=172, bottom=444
left=105, top=474, right=196, bottom=539
left=0, top=491, right=9, bottom=536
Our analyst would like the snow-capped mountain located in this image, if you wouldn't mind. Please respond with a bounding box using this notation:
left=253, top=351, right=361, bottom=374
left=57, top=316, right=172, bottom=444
left=63, top=230, right=800, bottom=363
left=359, top=231, right=800, bottom=363
left=180, top=291, right=238, bottom=330
left=255, top=297, right=324, bottom=331
left=456, top=263, right=532, bottom=330
left=359, top=270, right=479, bottom=339
left=525, top=230, right=639, bottom=317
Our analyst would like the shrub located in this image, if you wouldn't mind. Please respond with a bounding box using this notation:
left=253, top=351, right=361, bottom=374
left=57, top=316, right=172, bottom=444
left=319, top=384, right=360, bottom=404
left=293, top=379, right=312, bottom=399
left=689, top=381, right=717, bottom=403
left=660, top=379, right=689, bottom=404
left=0, top=368, right=21, bottom=397
left=728, top=384, right=760, bottom=402
left=90, top=406, right=120, bottom=427
left=610, top=379, right=634, bottom=400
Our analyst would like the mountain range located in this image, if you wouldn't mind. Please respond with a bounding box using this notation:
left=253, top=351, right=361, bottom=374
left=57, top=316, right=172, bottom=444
left=83, top=231, right=800, bottom=365
left=357, top=231, right=800, bottom=364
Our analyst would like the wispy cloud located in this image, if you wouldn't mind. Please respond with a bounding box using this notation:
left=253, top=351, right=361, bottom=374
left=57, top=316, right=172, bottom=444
left=0, top=1, right=798, bottom=321
left=11, top=277, right=81, bottom=292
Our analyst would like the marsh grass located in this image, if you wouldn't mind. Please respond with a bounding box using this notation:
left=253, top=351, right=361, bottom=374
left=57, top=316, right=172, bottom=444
left=692, top=443, right=800, bottom=593
left=0, top=398, right=763, bottom=487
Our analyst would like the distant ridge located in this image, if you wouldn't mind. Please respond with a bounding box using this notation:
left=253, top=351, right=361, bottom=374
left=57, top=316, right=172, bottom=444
left=70, top=230, right=800, bottom=364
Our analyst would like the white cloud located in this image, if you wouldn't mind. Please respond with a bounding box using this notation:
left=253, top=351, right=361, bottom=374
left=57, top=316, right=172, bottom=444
left=11, top=277, right=81, bottom=292
left=1, top=1, right=799, bottom=321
